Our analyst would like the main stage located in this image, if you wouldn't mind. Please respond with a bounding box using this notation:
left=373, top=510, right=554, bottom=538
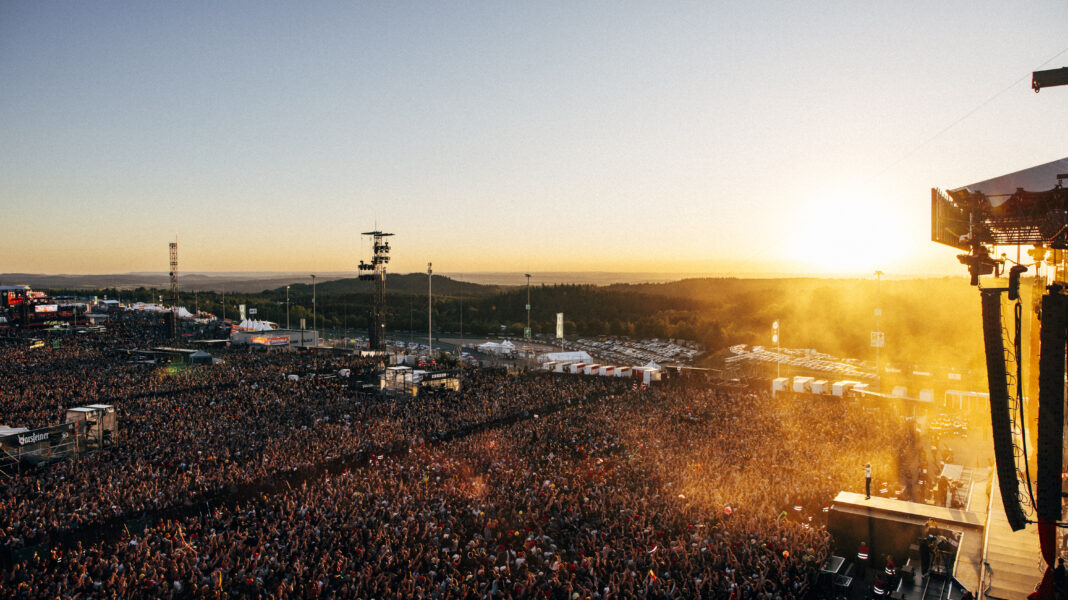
left=826, top=469, right=1044, bottom=600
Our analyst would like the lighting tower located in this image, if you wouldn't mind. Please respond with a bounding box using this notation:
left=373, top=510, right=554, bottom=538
left=525, top=273, right=532, bottom=339
left=169, top=239, right=179, bottom=306
left=874, top=270, right=883, bottom=391
left=168, top=238, right=179, bottom=338
left=358, top=230, right=393, bottom=351
left=428, top=262, right=433, bottom=358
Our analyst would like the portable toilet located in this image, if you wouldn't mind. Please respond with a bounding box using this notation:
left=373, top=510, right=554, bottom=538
left=811, top=380, right=828, bottom=395
left=772, top=377, right=790, bottom=393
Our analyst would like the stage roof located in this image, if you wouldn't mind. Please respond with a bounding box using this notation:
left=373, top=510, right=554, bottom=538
left=950, top=157, right=1068, bottom=206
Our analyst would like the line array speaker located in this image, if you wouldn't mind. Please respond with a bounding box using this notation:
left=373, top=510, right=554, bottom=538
left=981, top=289, right=1028, bottom=531
left=1037, top=293, right=1067, bottom=524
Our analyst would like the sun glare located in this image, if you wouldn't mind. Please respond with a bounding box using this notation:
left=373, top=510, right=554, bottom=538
left=789, top=188, right=905, bottom=274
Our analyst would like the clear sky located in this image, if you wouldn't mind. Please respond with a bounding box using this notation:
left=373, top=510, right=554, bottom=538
left=1, top=1, right=1066, bottom=277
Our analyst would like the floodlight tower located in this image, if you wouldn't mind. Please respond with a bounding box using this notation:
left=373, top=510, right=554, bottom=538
left=168, top=238, right=179, bottom=338
left=358, top=230, right=393, bottom=351
left=428, top=262, right=433, bottom=358
left=525, top=273, right=532, bottom=339
left=169, top=239, right=179, bottom=306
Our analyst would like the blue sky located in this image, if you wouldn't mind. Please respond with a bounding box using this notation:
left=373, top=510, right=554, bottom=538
left=1, top=1, right=1066, bottom=275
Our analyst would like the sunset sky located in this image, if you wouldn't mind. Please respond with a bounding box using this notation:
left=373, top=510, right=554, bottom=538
left=1, top=2, right=1066, bottom=277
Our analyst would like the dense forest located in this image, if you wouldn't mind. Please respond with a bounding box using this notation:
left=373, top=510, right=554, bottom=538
left=73, top=275, right=994, bottom=372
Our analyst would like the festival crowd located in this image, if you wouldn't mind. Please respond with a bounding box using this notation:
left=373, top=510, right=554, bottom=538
left=0, top=316, right=924, bottom=599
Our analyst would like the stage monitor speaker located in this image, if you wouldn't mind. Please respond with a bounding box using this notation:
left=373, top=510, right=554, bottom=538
left=1037, top=292, right=1067, bottom=523
left=981, top=289, right=1028, bottom=531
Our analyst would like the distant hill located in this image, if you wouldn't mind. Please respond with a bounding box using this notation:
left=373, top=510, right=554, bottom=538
left=0, top=272, right=352, bottom=294
left=0, top=272, right=513, bottom=295
left=280, top=273, right=505, bottom=297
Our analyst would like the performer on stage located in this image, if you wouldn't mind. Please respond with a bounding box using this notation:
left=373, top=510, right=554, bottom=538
left=865, top=463, right=872, bottom=499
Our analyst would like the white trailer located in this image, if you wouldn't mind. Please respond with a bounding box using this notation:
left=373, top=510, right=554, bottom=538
left=832, top=381, right=858, bottom=396
left=792, top=376, right=815, bottom=393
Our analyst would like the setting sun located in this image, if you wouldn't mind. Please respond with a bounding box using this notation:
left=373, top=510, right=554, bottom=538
left=789, top=187, right=907, bottom=274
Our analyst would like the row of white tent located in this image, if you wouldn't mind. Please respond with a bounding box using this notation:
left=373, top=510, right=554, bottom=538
left=542, top=360, right=661, bottom=385
left=477, top=340, right=517, bottom=355
left=232, top=319, right=278, bottom=332
left=127, top=303, right=194, bottom=318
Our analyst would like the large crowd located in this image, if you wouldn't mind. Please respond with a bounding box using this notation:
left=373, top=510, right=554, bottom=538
left=0, top=315, right=929, bottom=599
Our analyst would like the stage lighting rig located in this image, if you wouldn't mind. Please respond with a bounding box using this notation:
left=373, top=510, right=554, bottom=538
left=932, top=157, right=1068, bottom=285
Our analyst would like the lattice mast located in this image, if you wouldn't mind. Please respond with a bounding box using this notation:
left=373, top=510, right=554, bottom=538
left=358, top=231, right=393, bottom=350
left=168, top=238, right=179, bottom=338
left=168, top=239, right=179, bottom=306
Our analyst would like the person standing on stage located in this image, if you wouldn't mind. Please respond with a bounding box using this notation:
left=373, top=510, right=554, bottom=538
left=865, top=463, right=872, bottom=499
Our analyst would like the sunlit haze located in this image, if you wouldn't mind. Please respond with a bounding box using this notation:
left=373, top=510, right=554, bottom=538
left=1, top=2, right=1066, bottom=276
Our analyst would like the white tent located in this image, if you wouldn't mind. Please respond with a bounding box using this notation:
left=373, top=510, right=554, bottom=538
left=478, top=341, right=516, bottom=356
left=538, top=351, right=593, bottom=363
left=234, top=319, right=276, bottom=332
left=127, top=303, right=193, bottom=318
